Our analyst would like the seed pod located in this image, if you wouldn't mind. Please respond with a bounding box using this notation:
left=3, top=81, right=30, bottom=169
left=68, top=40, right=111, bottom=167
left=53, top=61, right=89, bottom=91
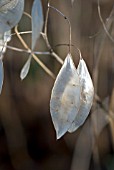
left=0, top=0, right=24, bottom=34
left=68, top=58, right=94, bottom=132
left=50, top=53, right=81, bottom=139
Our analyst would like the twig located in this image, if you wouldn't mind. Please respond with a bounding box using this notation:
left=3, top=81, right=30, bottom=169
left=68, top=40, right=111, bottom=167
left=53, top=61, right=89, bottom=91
left=43, top=0, right=52, bottom=50
left=54, top=43, right=74, bottom=48
left=51, top=51, right=63, bottom=64
left=15, top=26, right=55, bottom=79
left=44, top=0, right=51, bottom=35
left=23, top=11, right=32, bottom=19
left=11, top=31, right=32, bottom=37
left=6, top=45, right=30, bottom=53
left=25, top=9, right=63, bottom=65
left=98, top=0, right=114, bottom=43
left=53, top=43, right=82, bottom=59
left=7, top=45, right=50, bottom=55
left=41, top=1, right=63, bottom=64
left=14, top=31, right=32, bottom=35
left=48, top=4, right=72, bottom=53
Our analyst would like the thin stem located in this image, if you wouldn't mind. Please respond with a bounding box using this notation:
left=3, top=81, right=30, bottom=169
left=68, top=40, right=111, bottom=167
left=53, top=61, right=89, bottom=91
left=6, top=45, right=30, bottom=53
left=15, top=27, right=28, bottom=49
left=33, top=51, right=50, bottom=55
left=5, top=45, right=50, bottom=55
left=4, top=31, right=32, bottom=39
left=54, top=43, right=74, bottom=48
left=54, top=43, right=82, bottom=60
left=15, top=31, right=32, bottom=35
left=24, top=8, right=63, bottom=65
left=0, top=31, right=32, bottom=58
left=15, top=26, right=55, bottom=79
left=51, top=51, right=63, bottom=64
left=76, top=48, right=82, bottom=60
left=43, top=0, right=52, bottom=50
left=49, top=5, right=72, bottom=53
left=44, top=0, right=51, bottom=35
left=23, top=11, right=32, bottom=19
left=41, top=1, right=63, bottom=64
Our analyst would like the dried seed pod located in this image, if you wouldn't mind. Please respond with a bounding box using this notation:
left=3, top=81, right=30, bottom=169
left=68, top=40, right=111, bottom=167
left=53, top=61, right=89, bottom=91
left=0, top=30, right=11, bottom=54
left=20, top=0, right=44, bottom=80
left=0, top=0, right=24, bottom=34
left=50, top=53, right=81, bottom=139
left=20, top=55, right=31, bottom=80
left=32, top=0, right=44, bottom=50
left=68, top=58, right=94, bottom=132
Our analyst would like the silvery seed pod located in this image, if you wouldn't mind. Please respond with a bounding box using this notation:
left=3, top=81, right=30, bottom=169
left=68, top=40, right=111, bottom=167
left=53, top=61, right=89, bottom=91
left=68, top=58, right=94, bottom=132
left=50, top=53, right=81, bottom=139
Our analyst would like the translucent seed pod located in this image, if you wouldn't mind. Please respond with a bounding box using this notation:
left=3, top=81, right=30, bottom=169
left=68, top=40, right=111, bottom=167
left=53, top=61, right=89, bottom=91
left=50, top=53, right=81, bottom=139
left=68, top=58, right=94, bottom=132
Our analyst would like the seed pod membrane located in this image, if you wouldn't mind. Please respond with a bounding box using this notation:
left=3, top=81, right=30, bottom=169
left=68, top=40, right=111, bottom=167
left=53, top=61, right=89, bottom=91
left=50, top=53, right=81, bottom=139
left=68, top=58, right=94, bottom=132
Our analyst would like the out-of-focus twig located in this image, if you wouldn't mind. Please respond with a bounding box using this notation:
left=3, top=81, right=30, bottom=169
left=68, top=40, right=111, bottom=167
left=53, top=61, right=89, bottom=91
left=93, top=2, right=114, bottom=93
left=98, top=0, right=114, bottom=43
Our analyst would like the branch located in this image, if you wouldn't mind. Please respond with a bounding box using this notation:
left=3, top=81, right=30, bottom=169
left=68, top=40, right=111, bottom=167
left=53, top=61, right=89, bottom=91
left=15, top=26, right=55, bottom=79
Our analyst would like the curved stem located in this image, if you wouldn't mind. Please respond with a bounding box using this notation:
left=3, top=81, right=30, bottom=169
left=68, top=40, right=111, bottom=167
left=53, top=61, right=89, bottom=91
left=43, top=0, right=52, bottom=50
left=23, top=11, right=32, bottom=19
left=48, top=5, right=72, bottom=53
left=44, top=0, right=51, bottom=35
left=76, top=48, right=82, bottom=60
left=54, top=43, right=82, bottom=60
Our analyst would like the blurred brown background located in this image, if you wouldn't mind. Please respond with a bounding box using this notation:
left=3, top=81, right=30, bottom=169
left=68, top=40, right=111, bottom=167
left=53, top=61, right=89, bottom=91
left=0, top=0, right=114, bottom=170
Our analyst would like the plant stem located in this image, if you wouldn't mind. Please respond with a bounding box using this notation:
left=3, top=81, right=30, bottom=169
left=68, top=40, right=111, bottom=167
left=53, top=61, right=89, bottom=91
left=48, top=5, right=72, bottom=53
left=15, top=26, right=55, bottom=79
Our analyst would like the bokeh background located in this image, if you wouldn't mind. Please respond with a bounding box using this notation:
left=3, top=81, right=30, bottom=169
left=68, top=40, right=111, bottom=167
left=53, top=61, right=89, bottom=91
left=0, top=0, right=114, bottom=170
